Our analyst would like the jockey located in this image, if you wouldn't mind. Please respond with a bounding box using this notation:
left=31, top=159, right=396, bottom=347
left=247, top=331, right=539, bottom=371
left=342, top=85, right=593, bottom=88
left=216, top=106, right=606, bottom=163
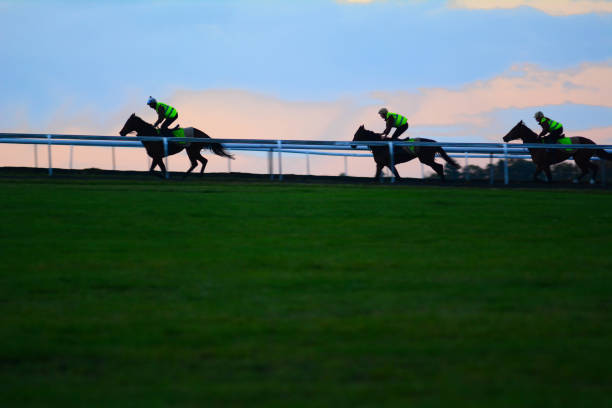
left=378, top=108, right=409, bottom=140
left=147, top=96, right=178, bottom=132
left=535, top=111, right=564, bottom=145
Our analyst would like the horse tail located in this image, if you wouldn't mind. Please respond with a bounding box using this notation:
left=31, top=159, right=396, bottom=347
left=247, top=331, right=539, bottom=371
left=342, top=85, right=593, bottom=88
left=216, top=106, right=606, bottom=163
left=596, top=149, right=612, bottom=161
left=208, top=142, right=235, bottom=159
left=572, top=137, right=612, bottom=161
left=437, top=147, right=460, bottom=168
left=192, top=128, right=235, bottom=159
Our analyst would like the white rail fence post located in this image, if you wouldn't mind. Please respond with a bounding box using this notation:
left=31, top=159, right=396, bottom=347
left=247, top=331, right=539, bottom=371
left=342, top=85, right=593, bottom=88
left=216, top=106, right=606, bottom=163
left=268, top=148, right=274, bottom=180
left=47, top=135, right=52, bottom=176
left=489, top=153, right=494, bottom=185
left=388, top=141, right=395, bottom=183
left=69, top=146, right=74, bottom=170
left=34, top=145, right=38, bottom=168
left=306, top=153, right=310, bottom=176
left=503, top=143, right=509, bottom=185
left=163, top=137, right=169, bottom=179
left=112, top=147, right=116, bottom=171
left=344, top=156, right=348, bottom=176
left=464, top=152, right=469, bottom=181
left=277, top=140, right=283, bottom=181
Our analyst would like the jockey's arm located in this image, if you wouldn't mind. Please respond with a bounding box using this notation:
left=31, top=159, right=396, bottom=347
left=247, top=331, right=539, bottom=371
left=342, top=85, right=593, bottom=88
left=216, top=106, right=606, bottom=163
left=538, top=119, right=550, bottom=137
left=153, top=110, right=164, bottom=128
left=381, top=118, right=394, bottom=137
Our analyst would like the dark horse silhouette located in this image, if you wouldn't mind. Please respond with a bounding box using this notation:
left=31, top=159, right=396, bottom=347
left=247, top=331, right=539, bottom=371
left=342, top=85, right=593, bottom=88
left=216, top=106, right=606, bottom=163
left=352, top=125, right=459, bottom=180
left=502, top=120, right=612, bottom=184
left=119, top=114, right=233, bottom=178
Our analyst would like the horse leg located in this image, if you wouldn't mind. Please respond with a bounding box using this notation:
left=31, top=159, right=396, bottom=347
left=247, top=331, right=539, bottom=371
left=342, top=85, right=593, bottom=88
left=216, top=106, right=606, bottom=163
left=573, top=158, right=590, bottom=183
left=198, top=155, right=208, bottom=176
left=181, top=147, right=202, bottom=179
left=183, top=156, right=198, bottom=180
left=422, top=159, right=444, bottom=181
left=149, top=157, right=157, bottom=174
left=544, top=166, right=552, bottom=183
left=533, top=165, right=548, bottom=182
left=389, top=165, right=400, bottom=179
left=154, top=157, right=167, bottom=179
left=150, top=157, right=165, bottom=178
left=589, top=161, right=599, bottom=185
left=375, top=163, right=384, bottom=181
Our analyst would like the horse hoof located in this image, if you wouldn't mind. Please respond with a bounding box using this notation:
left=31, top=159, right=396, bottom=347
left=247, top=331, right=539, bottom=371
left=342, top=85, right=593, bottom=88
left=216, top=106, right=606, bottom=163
left=590, top=179, right=596, bottom=185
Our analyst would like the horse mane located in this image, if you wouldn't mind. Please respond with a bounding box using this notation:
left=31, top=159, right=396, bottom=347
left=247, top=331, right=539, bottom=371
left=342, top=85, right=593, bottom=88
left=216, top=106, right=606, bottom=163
left=354, top=125, right=381, bottom=141
left=131, top=114, right=156, bottom=133
left=517, top=120, right=538, bottom=137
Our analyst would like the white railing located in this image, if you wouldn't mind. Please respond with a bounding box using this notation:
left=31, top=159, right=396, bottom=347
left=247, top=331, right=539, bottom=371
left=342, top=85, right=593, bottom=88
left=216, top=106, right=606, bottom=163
left=1, top=133, right=611, bottom=185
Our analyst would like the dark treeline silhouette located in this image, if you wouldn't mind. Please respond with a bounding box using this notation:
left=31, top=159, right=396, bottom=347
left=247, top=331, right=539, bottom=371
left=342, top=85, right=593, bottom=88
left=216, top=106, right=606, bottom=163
left=433, top=159, right=612, bottom=182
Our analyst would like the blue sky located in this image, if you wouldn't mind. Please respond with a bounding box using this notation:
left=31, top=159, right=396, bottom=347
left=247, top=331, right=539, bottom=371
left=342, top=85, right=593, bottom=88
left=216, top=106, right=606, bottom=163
left=1, top=0, right=612, bottom=174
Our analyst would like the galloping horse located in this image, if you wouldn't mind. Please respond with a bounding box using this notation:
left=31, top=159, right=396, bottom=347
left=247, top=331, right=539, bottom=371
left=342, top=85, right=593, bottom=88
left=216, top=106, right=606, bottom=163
left=502, top=121, right=611, bottom=183
left=119, top=114, right=233, bottom=178
left=352, top=125, right=459, bottom=180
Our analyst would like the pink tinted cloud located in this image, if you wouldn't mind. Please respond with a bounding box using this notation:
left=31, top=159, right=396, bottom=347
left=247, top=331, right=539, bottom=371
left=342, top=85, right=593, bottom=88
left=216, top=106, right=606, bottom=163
left=575, top=126, right=612, bottom=143
left=170, top=89, right=375, bottom=142
left=3, top=62, right=611, bottom=177
left=372, top=62, right=612, bottom=131
left=449, top=0, right=612, bottom=16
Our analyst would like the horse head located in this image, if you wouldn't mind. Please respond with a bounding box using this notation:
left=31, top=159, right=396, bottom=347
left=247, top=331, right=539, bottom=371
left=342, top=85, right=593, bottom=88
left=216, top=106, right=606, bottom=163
left=503, top=120, right=537, bottom=143
left=353, top=125, right=380, bottom=142
left=119, top=113, right=156, bottom=137
left=119, top=113, right=138, bottom=136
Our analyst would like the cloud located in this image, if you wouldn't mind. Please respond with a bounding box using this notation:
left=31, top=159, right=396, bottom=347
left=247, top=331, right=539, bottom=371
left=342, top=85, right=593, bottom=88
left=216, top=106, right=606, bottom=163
left=575, top=125, right=612, bottom=143
left=336, top=0, right=612, bottom=15
left=169, top=89, right=374, bottom=142
left=4, top=62, right=612, bottom=177
left=449, top=0, right=612, bottom=16
left=372, top=61, right=612, bottom=134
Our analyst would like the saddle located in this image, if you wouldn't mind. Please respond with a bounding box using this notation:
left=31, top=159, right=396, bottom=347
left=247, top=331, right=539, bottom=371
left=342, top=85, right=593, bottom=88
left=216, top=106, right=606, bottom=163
left=156, top=126, right=189, bottom=145
left=156, top=125, right=181, bottom=137
left=540, top=134, right=575, bottom=152
left=557, top=136, right=576, bottom=152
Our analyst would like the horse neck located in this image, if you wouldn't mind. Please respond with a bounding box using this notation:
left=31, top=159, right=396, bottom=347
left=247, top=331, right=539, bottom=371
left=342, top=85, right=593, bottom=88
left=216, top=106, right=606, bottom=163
left=358, top=129, right=381, bottom=142
left=518, top=125, right=538, bottom=143
left=133, top=118, right=156, bottom=136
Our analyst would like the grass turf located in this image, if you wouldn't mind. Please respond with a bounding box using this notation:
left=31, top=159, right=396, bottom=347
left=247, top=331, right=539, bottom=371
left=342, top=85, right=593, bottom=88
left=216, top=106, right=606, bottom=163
left=0, top=177, right=611, bottom=407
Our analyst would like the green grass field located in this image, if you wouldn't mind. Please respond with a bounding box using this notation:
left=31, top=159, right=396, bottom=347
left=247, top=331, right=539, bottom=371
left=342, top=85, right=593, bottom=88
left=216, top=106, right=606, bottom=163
left=1, top=176, right=611, bottom=407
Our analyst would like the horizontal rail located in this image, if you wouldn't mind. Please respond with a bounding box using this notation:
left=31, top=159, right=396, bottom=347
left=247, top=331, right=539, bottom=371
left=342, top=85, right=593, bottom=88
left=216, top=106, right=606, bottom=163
left=2, top=132, right=608, bottom=186
left=1, top=132, right=612, bottom=151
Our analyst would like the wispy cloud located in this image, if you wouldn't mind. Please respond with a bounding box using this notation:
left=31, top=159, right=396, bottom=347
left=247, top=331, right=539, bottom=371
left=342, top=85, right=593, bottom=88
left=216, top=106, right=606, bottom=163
left=373, top=62, right=612, bottom=134
left=449, top=0, right=612, bottom=16
left=337, top=0, right=612, bottom=15
left=4, top=62, right=612, bottom=176
left=9, top=62, right=612, bottom=141
left=170, top=89, right=372, bottom=142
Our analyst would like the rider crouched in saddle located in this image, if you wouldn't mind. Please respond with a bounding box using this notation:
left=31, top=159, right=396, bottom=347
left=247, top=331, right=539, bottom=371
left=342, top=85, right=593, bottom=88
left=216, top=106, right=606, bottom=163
left=535, top=111, right=563, bottom=150
left=147, top=96, right=178, bottom=135
left=378, top=107, right=413, bottom=153
left=378, top=108, right=409, bottom=140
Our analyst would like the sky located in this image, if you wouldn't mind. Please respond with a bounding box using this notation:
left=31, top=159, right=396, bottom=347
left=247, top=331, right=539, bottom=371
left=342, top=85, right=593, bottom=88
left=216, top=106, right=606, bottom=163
left=1, top=0, right=612, bottom=176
